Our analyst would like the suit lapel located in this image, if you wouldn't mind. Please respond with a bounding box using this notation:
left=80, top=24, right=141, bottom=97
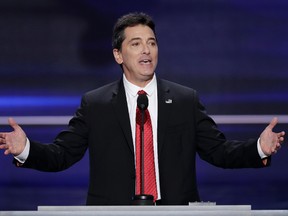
left=157, top=79, right=173, bottom=156
left=111, top=79, right=134, bottom=155
left=109, top=78, right=173, bottom=156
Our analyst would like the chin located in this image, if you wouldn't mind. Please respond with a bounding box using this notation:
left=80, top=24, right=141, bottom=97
left=141, top=72, right=154, bottom=79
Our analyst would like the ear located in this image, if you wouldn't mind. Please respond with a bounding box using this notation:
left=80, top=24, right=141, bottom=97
left=113, top=49, right=123, bottom=65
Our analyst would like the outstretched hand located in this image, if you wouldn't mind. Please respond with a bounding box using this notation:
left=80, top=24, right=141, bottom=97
left=0, top=118, right=27, bottom=156
left=260, top=117, right=285, bottom=156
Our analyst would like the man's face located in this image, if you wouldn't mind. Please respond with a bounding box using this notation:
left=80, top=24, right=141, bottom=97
left=113, top=25, right=158, bottom=87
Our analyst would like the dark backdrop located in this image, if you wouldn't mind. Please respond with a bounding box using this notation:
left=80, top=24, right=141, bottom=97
left=0, top=0, right=287, bottom=210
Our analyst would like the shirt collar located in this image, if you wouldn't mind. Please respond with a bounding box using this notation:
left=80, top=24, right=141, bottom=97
left=123, top=74, right=157, bottom=97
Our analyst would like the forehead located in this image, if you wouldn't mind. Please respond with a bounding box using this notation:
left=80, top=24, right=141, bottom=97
left=123, top=25, right=156, bottom=41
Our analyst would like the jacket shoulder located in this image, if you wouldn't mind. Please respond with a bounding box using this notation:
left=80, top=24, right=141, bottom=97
left=82, top=80, right=121, bottom=103
left=86, top=80, right=120, bottom=96
left=159, top=79, right=197, bottom=96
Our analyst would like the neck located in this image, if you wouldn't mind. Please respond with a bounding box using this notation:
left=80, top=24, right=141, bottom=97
left=124, top=74, right=154, bottom=88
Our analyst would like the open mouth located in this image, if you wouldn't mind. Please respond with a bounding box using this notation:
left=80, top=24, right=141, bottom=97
left=139, top=59, right=152, bottom=64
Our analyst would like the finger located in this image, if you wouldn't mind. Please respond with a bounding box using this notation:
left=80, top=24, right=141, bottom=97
left=271, top=145, right=278, bottom=153
left=266, top=117, right=278, bottom=130
left=278, top=132, right=285, bottom=145
left=4, top=149, right=10, bottom=155
left=0, top=136, right=6, bottom=144
left=0, top=139, right=6, bottom=145
left=0, top=144, right=7, bottom=149
left=8, top=117, right=20, bottom=130
left=278, top=131, right=285, bottom=137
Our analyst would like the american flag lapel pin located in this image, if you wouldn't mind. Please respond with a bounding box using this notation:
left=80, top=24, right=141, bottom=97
left=165, top=99, right=173, bottom=104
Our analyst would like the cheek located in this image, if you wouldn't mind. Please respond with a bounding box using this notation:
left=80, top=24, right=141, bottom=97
left=154, top=48, right=159, bottom=57
left=122, top=57, right=138, bottom=70
left=123, top=53, right=139, bottom=65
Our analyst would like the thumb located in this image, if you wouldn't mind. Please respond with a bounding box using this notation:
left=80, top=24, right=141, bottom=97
left=8, top=117, right=20, bottom=130
left=267, top=117, right=278, bottom=130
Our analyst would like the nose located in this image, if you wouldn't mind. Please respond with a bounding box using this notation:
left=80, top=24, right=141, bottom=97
left=142, top=44, right=150, bottom=54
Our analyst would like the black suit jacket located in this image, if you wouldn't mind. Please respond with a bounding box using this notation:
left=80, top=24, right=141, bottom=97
left=19, top=78, right=268, bottom=205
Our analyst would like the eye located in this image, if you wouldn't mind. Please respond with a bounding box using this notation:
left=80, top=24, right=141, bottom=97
left=148, top=41, right=157, bottom=46
left=132, top=42, right=140, bottom=47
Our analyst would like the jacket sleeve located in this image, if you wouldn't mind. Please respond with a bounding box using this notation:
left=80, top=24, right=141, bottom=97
left=193, top=92, right=270, bottom=168
left=14, top=95, right=89, bottom=172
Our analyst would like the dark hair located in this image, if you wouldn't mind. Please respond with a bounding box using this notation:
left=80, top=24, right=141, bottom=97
left=112, top=12, right=156, bottom=50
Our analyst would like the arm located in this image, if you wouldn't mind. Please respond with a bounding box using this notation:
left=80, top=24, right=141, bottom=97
left=1, top=96, right=89, bottom=171
left=194, top=95, right=285, bottom=168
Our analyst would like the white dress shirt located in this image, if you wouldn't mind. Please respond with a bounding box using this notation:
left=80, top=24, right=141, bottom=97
left=123, top=73, right=161, bottom=199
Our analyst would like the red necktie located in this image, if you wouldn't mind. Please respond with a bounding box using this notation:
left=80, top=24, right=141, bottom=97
left=135, top=90, right=158, bottom=201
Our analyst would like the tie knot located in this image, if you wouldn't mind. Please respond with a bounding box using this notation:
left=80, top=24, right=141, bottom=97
left=138, top=90, right=147, bottom=95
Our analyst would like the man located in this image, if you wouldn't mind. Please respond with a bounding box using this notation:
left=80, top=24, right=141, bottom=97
left=0, top=12, right=285, bottom=205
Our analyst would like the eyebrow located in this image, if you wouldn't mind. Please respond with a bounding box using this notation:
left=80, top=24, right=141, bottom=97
left=128, top=37, right=157, bottom=43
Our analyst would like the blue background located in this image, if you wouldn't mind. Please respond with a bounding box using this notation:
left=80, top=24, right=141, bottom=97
left=0, top=0, right=288, bottom=210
